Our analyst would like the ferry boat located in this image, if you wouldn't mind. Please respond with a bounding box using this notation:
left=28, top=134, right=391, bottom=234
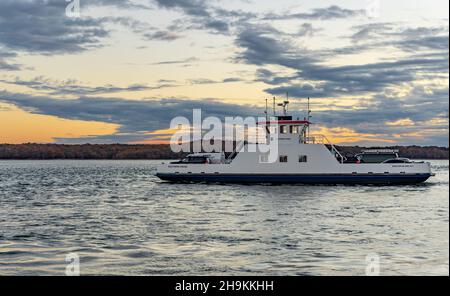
left=156, top=99, right=433, bottom=185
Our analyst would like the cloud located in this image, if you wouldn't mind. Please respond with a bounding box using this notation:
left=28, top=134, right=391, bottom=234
left=153, top=4, right=361, bottom=36
left=385, top=118, right=415, bottom=126
left=0, top=0, right=110, bottom=55
left=0, top=1, right=447, bottom=146
left=90, top=0, right=152, bottom=10
left=255, top=69, right=295, bottom=85
left=0, top=90, right=261, bottom=143
left=142, top=30, right=183, bottom=41
left=149, top=57, right=198, bottom=65
left=397, top=35, right=449, bottom=52
left=154, top=0, right=210, bottom=17
left=232, top=20, right=448, bottom=146
left=0, top=1, right=188, bottom=56
left=0, top=60, right=20, bottom=71
left=153, top=0, right=230, bottom=33
left=350, top=23, right=395, bottom=42
left=297, top=23, right=321, bottom=37
left=236, top=23, right=449, bottom=98
left=2, top=83, right=448, bottom=146
left=308, top=86, right=449, bottom=143
left=264, top=54, right=448, bottom=97
left=103, top=16, right=186, bottom=43
left=222, top=77, right=244, bottom=83
left=0, top=48, right=21, bottom=71
left=0, top=77, right=178, bottom=96
left=0, top=75, right=246, bottom=95
left=236, top=25, right=318, bottom=67
left=188, top=77, right=245, bottom=84
left=350, top=23, right=449, bottom=52
left=264, top=5, right=364, bottom=21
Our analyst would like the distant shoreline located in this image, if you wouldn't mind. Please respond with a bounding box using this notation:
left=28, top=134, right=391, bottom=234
left=0, top=144, right=448, bottom=160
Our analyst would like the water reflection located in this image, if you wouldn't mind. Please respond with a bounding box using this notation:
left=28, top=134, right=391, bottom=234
left=0, top=160, right=448, bottom=275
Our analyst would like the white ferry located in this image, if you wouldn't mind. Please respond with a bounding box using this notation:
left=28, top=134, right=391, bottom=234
left=156, top=100, right=433, bottom=185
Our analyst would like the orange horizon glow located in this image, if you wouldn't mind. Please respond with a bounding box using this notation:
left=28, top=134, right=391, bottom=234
left=0, top=102, right=444, bottom=146
left=0, top=103, right=119, bottom=144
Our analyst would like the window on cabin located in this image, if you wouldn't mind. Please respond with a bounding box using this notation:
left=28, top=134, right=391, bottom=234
left=290, top=125, right=300, bottom=134
left=279, top=155, right=288, bottom=163
left=270, top=126, right=277, bottom=133
left=280, top=125, right=288, bottom=134
left=299, top=155, right=308, bottom=163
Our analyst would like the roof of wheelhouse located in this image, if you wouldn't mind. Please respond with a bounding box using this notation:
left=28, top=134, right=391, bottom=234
left=257, top=115, right=311, bottom=125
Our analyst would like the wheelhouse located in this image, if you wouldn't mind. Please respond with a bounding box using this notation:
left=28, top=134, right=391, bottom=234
left=257, top=115, right=311, bottom=143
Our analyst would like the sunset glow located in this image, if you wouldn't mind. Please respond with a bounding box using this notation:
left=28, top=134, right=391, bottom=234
left=0, top=0, right=448, bottom=146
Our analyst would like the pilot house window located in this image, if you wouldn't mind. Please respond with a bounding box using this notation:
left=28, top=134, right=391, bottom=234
left=299, top=155, right=308, bottom=163
left=290, top=125, right=300, bottom=134
left=279, top=155, right=288, bottom=163
left=280, top=125, right=289, bottom=134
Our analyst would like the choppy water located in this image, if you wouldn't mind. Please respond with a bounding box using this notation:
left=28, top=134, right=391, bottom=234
left=0, top=160, right=448, bottom=276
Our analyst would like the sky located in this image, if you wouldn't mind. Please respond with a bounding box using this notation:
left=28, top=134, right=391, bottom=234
left=0, top=0, right=448, bottom=146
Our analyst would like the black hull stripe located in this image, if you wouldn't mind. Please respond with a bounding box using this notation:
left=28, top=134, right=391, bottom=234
left=156, top=173, right=432, bottom=185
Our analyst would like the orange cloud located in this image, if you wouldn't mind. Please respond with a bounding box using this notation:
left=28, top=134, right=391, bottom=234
left=314, top=126, right=396, bottom=144
left=385, top=118, right=415, bottom=126
left=0, top=103, right=119, bottom=144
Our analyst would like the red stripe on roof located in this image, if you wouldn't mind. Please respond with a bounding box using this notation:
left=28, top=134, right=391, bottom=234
left=257, top=120, right=311, bottom=125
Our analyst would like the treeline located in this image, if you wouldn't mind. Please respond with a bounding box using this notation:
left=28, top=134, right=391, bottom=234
left=0, top=144, right=448, bottom=160
left=0, top=144, right=185, bottom=160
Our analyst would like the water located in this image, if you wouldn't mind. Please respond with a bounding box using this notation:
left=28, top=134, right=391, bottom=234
left=0, top=160, right=448, bottom=276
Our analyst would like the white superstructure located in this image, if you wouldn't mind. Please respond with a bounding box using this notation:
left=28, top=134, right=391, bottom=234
left=156, top=99, right=433, bottom=185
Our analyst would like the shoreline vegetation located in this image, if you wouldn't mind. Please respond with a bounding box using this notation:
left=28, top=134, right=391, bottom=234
left=0, top=144, right=448, bottom=160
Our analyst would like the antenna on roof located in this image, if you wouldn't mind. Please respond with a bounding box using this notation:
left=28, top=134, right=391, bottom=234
left=265, top=98, right=268, bottom=122
left=283, top=92, right=290, bottom=115
left=276, top=92, right=290, bottom=115
left=273, top=97, right=276, bottom=116
left=307, top=97, right=312, bottom=121
left=279, top=101, right=289, bottom=115
left=307, top=97, right=311, bottom=138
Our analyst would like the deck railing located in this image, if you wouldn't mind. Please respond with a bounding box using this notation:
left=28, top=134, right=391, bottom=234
left=226, top=140, right=247, bottom=163
left=305, top=134, right=345, bottom=163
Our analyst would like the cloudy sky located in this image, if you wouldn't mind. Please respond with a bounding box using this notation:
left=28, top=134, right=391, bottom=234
left=0, top=0, right=448, bottom=146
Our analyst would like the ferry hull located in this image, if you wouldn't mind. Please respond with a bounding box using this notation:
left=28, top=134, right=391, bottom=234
left=156, top=173, right=432, bottom=185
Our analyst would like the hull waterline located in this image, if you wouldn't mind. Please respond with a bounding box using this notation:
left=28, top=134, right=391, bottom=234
left=156, top=173, right=432, bottom=185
